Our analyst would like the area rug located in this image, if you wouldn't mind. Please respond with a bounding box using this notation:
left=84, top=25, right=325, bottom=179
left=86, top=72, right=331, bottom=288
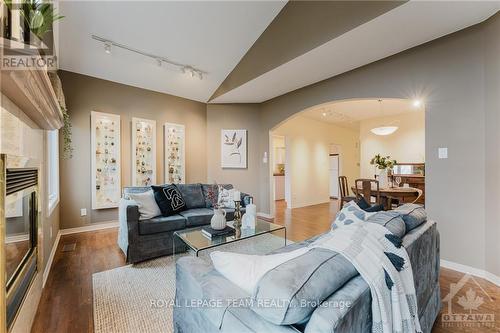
left=92, top=234, right=291, bottom=333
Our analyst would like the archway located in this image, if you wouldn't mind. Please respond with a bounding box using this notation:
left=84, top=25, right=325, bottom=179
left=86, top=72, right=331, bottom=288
left=268, top=97, right=426, bottom=217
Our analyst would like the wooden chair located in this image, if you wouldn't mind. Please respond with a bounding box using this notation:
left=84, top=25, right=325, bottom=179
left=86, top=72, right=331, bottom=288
left=338, top=176, right=356, bottom=208
left=354, top=178, right=381, bottom=205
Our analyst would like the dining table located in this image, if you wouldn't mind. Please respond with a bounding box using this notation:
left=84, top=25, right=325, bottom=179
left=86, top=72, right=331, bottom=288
left=351, top=185, right=423, bottom=210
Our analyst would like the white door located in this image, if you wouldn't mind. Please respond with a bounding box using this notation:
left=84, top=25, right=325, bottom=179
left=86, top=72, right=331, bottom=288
left=329, top=155, right=339, bottom=198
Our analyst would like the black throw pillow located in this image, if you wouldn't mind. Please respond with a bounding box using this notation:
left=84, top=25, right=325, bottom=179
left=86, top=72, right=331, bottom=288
left=152, top=185, right=186, bottom=216
left=356, top=196, right=384, bottom=212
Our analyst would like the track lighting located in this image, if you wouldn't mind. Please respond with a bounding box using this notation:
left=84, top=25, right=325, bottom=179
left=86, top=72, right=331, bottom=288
left=92, top=35, right=206, bottom=80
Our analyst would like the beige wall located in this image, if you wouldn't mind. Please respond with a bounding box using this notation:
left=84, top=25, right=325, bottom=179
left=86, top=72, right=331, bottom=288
left=206, top=104, right=265, bottom=210
left=59, top=71, right=207, bottom=229
left=1, top=93, right=60, bottom=332
left=234, top=14, right=500, bottom=276
left=360, top=112, right=425, bottom=178
left=484, top=13, right=500, bottom=278
left=273, top=115, right=359, bottom=208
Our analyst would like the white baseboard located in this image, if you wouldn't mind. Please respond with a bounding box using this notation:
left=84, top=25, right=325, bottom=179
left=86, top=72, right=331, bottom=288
left=59, top=221, right=119, bottom=235
left=257, top=212, right=274, bottom=221
left=441, top=259, right=500, bottom=287
left=43, top=231, right=60, bottom=288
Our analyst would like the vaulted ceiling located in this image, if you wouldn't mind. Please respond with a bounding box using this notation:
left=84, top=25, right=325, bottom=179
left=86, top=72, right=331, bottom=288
left=57, top=1, right=500, bottom=103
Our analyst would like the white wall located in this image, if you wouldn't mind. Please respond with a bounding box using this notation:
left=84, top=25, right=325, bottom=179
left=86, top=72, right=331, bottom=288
left=273, top=115, right=359, bottom=208
left=360, top=111, right=425, bottom=178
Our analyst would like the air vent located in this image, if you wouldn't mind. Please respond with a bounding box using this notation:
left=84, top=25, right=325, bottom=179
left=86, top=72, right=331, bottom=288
left=6, top=168, right=38, bottom=195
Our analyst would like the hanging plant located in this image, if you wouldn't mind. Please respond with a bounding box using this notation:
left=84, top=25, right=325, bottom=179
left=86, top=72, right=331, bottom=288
left=60, top=105, right=73, bottom=159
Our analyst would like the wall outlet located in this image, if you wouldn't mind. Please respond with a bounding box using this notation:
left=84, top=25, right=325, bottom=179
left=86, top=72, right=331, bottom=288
left=81, top=208, right=87, bottom=216
left=438, top=147, right=448, bottom=159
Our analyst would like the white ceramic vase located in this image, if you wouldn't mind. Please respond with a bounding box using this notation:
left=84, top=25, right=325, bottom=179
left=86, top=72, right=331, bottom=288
left=211, top=208, right=227, bottom=230
left=378, top=169, right=388, bottom=188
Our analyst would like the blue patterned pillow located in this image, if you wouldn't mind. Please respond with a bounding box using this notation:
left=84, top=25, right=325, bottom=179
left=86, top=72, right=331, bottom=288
left=332, top=201, right=374, bottom=229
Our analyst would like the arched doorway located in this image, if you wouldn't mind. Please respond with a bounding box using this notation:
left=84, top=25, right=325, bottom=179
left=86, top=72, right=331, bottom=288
left=268, top=98, right=425, bottom=216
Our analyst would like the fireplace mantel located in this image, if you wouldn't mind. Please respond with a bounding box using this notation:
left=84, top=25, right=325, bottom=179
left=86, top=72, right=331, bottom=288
left=1, top=62, right=64, bottom=130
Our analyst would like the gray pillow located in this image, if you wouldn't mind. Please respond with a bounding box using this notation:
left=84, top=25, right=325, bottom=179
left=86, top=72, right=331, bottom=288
left=252, top=247, right=358, bottom=325
left=176, top=183, right=205, bottom=209
left=394, top=203, right=427, bottom=231
left=366, top=211, right=406, bottom=238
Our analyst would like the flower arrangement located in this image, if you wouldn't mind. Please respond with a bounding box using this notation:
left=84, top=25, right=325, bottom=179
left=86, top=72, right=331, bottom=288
left=370, top=154, right=397, bottom=170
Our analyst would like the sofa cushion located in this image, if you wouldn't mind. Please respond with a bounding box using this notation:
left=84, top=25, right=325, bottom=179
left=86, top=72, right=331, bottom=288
left=332, top=201, right=373, bottom=229
left=366, top=211, right=406, bottom=238
left=176, top=183, right=205, bottom=209
left=394, top=203, right=427, bottom=231
left=127, top=190, right=161, bottom=220
left=252, top=247, right=358, bottom=325
left=138, top=214, right=186, bottom=235
left=152, top=185, right=187, bottom=216
left=201, top=184, right=233, bottom=208
left=179, top=208, right=214, bottom=227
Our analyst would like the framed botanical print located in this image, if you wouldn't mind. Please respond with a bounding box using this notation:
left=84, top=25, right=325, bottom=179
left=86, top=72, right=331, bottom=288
left=221, top=129, right=247, bottom=169
left=91, top=111, right=121, bottom=209
left=164, top=122, right=185, bottom=184
left=131, top=117, right=156, bottom=186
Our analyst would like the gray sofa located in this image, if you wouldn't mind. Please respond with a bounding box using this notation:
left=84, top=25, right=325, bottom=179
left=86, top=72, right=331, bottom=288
left=118, top=183, right=249, bottom=264
left=174, top=219, right=440, bottom=333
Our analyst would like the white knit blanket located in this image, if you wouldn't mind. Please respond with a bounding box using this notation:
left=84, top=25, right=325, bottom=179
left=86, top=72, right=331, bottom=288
left=312, top=222, right=422, bottom=333
left=211, top=220, right=422, bottom=333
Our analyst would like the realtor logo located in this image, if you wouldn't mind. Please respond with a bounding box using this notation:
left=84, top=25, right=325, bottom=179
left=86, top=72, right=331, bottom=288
left=441, top=274, right=495, bottom=329
left=1, top=1, right=60, bottom=70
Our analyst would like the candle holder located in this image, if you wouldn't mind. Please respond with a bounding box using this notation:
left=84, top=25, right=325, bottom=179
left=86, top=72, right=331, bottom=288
left=233, top=200, right=242, bottom=228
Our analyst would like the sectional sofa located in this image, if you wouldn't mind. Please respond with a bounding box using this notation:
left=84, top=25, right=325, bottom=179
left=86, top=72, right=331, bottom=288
left=174, top=214, right=440, bottom=332
left=118, top=183, right=250, bottom=263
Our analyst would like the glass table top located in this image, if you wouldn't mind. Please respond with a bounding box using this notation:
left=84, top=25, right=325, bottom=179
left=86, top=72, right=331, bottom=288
left=173, top=219, right=285, bottom=253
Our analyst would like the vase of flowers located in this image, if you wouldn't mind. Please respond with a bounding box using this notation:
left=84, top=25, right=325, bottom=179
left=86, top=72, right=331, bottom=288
left=206, top=184, right=227, bottom=230
left=370, top=154, right=397, bottom=188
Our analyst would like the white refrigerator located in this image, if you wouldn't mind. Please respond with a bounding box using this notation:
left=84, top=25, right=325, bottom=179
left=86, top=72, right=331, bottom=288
left=329, top=155, right=339, bottom=198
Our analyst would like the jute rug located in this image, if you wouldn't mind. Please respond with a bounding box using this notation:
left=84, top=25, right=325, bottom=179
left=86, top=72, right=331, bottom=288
left=92, top=234, right=290, bottom=333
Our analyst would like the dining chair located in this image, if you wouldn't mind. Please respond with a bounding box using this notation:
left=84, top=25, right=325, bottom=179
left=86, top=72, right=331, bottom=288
left=354, top=178, right=381, bottom=205
left=338, top=176, right=356, bottom=208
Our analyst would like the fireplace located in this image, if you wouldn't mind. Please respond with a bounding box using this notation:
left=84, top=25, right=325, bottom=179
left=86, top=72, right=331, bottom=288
left=2, top=156, right=38, bottom=329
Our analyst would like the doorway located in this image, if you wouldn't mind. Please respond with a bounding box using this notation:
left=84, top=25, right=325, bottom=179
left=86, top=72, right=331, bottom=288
left=329, top=154, right=339, bottom=198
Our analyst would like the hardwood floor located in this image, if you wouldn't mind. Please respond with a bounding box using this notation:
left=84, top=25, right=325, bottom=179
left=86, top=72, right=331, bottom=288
left=31, top=200, right=499, bottom=333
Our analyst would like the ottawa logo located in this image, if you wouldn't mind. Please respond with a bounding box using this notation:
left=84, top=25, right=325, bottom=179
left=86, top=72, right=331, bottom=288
left=441, top=274, right=495, bottom=329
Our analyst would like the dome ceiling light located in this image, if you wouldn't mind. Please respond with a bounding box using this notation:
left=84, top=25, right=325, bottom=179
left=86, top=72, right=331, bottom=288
left=370, top=99, right=399, bottom=136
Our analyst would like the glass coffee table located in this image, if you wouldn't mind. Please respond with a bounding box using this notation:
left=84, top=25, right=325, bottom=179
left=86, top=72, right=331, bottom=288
left=173, top=219, right=286, bottom=257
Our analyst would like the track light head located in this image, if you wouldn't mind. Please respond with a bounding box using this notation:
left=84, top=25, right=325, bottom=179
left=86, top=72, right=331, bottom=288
left=104, top=42, right=112, bottom=54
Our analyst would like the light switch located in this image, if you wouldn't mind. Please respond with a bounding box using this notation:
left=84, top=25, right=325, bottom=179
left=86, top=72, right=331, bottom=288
left=81, top=208, right=87, bottom=216
left=438, top=148, right=448, bottom=159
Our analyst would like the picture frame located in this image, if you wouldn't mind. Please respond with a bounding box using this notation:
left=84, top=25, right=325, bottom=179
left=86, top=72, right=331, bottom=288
left=164, top=122, right=185, bottom=184
left=131, top=117, right=156, bottom=186
left=221, top=129, right=247, bottom=169
left=91, top=111, right=121, bottom=209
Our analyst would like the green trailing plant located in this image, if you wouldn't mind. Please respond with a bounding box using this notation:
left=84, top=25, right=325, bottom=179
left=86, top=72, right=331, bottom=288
left=370, top=154, right=397, bottom=170
left=5, top=0, right=64, bottom=41
left=60, top=106, right=73, bottom=159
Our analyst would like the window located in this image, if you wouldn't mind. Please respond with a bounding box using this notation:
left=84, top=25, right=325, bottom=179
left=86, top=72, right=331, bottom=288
left=47, top=130, right=59, bottom=215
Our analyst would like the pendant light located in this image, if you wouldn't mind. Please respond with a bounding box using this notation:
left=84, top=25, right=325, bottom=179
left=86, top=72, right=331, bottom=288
left=370, top=99, right=398, bottom=136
